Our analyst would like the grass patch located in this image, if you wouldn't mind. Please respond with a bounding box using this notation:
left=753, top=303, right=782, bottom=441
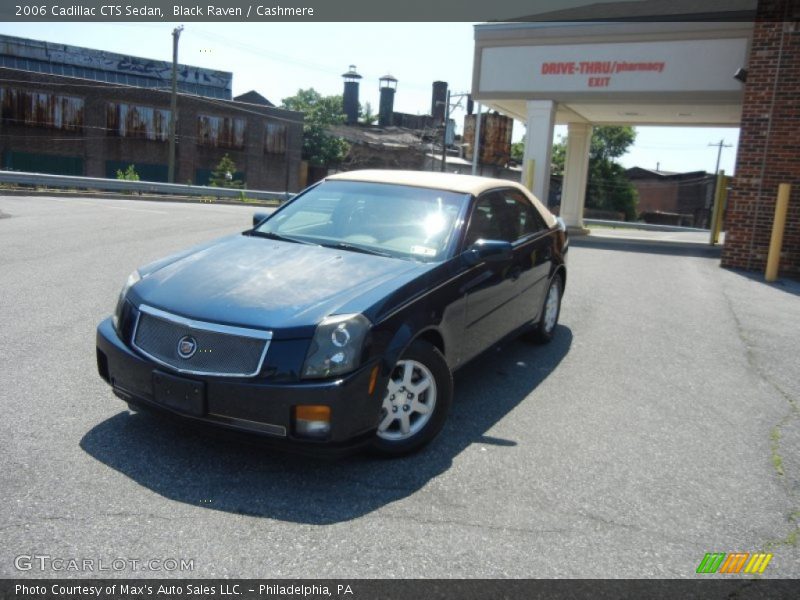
left=770, top=426, right=784, bottom=477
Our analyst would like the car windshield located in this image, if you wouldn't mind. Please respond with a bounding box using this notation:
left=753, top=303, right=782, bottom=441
left=254, top=180, right=469, bottom=262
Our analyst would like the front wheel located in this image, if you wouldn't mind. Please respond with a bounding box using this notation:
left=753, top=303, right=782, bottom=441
left=371, top=340, right=452, bottom=457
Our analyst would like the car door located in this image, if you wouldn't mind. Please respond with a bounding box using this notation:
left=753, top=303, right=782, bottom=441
left=500, top=188, right=554, bottom=331
left=458, top=190, right=524, bottom=362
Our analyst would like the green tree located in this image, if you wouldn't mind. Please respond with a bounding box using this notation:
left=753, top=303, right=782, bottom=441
left=116, top=164, right=139, bottom=181
left=281, top=88, right=350, bottom=166
left=209, top=153, right=243, bottom=188
left=511, top=138, right=525, bottom=163
left=360, top=102, right=377, bottom=125
left=550, top=137, right=566, bottom=175
left=551, top=126, right=638, bottom=220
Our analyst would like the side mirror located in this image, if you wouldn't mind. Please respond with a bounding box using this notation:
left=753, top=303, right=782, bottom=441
left=464, top=239, right=513, bottom=265
left=252, top=212, right=270, bottom=228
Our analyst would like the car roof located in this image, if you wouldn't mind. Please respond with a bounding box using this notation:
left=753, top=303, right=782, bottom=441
left=327, top=169, right=522, bottom=195
left=325, top=169, right=556, bottom=227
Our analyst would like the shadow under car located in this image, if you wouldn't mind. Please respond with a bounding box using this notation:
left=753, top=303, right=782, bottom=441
left=80, top=326, right=572, bottom=525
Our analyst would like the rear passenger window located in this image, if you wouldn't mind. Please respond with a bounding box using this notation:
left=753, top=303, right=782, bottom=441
left=464, top=188, right=549, bottom=247
left=503, top=190, right=546, bottom=237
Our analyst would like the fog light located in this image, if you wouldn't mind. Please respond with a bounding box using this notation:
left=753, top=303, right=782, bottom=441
left=293, top=405, right=331, bottom=439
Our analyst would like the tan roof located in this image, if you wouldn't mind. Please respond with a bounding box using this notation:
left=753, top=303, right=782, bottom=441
left=326, top=169, right=556, bottom=226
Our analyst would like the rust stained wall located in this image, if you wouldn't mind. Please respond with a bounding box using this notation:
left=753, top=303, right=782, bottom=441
left=264, top=123, right=287, bottom=154
left=1, top=87, right=84, bottom=131
left=197, top=114, right=246, bottom=150
left=463, top=113, right=513, bottom=166
left=107, top=102, right=170, bottom=141
left=0, top=67, right=304, bottom=191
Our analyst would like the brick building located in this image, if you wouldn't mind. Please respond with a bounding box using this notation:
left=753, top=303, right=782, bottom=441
left=0, top=35, right=303, bottom=191
left=626, top=167, right=716, bottom=227
left=472, top=2, right=799, bottom=276
left=722, top=0, right=800, bottom=276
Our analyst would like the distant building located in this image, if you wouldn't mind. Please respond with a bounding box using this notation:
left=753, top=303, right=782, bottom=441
left=0, top=34, right=303, bottom=190
left=626, top=167, right=716, bottom=227
left=0, top=33, right=232, bottom=99
left=234, top=91, right=275, bottom=107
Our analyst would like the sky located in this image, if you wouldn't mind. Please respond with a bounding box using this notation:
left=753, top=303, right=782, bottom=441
left=0, top=22, right=740, bottom=175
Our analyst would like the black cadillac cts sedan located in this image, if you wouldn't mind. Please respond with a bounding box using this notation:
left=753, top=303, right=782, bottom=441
left=96, top=170, right=568, bottom=456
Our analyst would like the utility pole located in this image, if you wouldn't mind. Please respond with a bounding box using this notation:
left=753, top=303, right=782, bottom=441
left=440, top=90, right=451, bottom=172
left=471, top=102, right=482, bottom=176
left=708, top=138, right=732, bottom=175
left=167, top=25, right=184, bottom=184
left=438, top=91, right=469, bottom=172
left=708, top=139, right=733, bottom=230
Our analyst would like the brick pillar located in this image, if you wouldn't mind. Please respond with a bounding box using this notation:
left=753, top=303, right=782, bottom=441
left=722, top=0, right=800, bottom=276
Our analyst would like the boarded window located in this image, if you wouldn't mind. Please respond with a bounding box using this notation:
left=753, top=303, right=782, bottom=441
left=106, top=103, right=170, bottom=141
left=197, top=114, right=245, bottom=149
left=264, top=122, right=287, bottom=154
left=0, top=88, right=84, bottom=132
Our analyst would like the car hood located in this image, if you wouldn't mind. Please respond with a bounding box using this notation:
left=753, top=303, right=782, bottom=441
left=130, top=234, right=427, bottom=337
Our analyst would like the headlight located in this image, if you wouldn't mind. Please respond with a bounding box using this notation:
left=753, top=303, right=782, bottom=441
left=112, top=270, right=141, bottom=332
left=301, top=314, right=371, bottom=379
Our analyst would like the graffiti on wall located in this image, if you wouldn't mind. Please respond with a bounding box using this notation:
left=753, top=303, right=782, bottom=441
left=0, top=34, right=232, bottom=95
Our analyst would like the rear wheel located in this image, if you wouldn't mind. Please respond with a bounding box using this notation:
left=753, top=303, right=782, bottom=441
left=371, top=340, right=452, bottom=457
left=528, top=273, right=562, bottom=344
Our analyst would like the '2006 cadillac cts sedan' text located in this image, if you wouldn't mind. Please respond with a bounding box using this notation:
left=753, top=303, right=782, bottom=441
left=96, top=170, right=568, bottom=456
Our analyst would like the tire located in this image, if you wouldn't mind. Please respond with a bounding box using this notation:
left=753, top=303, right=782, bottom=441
left=370, top=340, right=453, bottom=457
left=528, top=273, right=563, bottom=344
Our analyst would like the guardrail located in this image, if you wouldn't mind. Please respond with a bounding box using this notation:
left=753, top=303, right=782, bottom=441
left=0, top=170, right=293, bottom=202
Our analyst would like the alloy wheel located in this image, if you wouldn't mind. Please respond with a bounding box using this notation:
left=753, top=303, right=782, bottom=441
left=377, top=359, right=437, bottom=441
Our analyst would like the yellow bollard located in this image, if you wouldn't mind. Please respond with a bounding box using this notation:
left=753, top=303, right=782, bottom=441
left=765, top=183, right=792, bottom=282
left=525, top=159, right=536, bottom=193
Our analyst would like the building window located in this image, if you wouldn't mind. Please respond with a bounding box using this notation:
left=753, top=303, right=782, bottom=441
left=197, top=114, right=245, bottom=149
left=106, top=102, right=170, bottom=141
left=264, top=122, right=287, bottom=155
left=0, top=87, right=84, bottom=132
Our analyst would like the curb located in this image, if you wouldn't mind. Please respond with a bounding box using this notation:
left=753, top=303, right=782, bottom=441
left=571, top=232, right=723, bottom=258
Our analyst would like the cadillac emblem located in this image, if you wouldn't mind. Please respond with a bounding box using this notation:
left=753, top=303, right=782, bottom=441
left=177, top=335, right=198, bottom=359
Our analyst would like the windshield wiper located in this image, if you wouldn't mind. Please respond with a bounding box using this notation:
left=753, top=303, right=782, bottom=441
left=320, top=241, right=392, bottom=257
left=248, top=230, right=315, bottom=245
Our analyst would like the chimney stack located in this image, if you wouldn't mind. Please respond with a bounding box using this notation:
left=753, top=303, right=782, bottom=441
left=342, top=65, right=362, bottom=125
left=431, top=81, right=448, bottom=125
left=378, top=74, right=398, bottom=127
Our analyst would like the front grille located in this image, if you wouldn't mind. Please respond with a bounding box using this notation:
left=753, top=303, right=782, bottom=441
left=132, top=305, right=272, bottom=377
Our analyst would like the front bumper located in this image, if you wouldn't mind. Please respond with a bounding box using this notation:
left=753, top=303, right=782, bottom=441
left=96, top=318, right=381, bottom=453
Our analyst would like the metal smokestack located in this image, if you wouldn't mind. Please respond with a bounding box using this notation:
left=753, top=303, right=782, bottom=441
left=378, top=74, right=398, bottom=127
left=342, top=65, right=361, bottom=125
left=431, top=81, right=448, bottom=124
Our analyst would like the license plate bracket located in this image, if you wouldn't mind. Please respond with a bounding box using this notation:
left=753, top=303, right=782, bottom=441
left=152, top=371, right=206, bottom=416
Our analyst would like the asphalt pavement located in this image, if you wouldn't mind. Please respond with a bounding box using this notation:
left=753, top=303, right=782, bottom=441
left=1, top=194, right=798, bottom=578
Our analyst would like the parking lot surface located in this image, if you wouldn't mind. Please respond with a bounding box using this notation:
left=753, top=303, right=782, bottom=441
left=1, top=194, right=798, bottom=578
